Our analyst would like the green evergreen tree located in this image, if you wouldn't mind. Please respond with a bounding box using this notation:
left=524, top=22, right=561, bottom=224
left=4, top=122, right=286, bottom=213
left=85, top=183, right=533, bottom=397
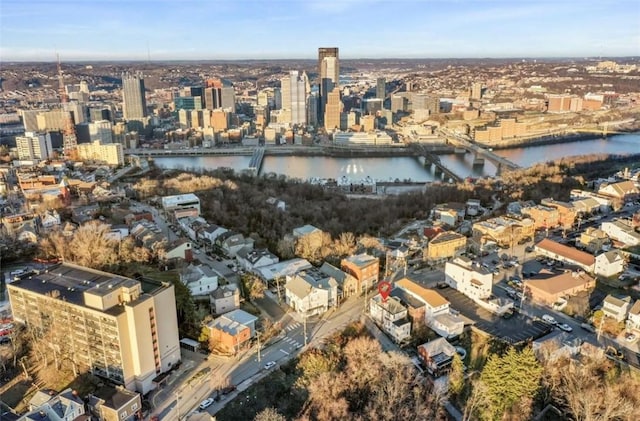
left=480, top=347, right=542, bottom=420
left=449, top=353, right=465, bottom=396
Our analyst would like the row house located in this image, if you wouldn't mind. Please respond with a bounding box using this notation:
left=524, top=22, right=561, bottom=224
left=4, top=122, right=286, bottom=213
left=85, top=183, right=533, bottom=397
left=341, top=253, right=379, bottom=293
left=177, top=216, right=208, bottom=243
left=369, top=294, right=411, bottom=343
left=594, top=250, right=626, bottom=278
left=602, top=294, right=632, bottom=322
left=180, top=263, right=218, bottom=296
left=395, top=277, right=464, bottom=338
left=210, top=285, right=240, bottom=316
left=284, top=268, right=338, bottom=317
left=578, top=227, right=610, bottom=253
left=601, top=219, right=640, bottom=247
left=236, top=248, right=279, bottom=272
left=534, top=238, right=595, bottom=272
left=215, top=231, right=255, bottom=258
left=319, top=262, right=358, bottom=299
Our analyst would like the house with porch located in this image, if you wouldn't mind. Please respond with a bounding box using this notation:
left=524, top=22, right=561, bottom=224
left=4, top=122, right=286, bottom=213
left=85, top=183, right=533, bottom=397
left=369, top=294, right=411, bottom=343
left=417, top=338, right=457, bottom=377
left=284, top=268, right=338, bottom=317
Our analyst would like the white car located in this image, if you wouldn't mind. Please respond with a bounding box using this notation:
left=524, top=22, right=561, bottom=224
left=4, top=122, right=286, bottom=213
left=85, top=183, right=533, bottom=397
left=264, top=361, right=276, bottom=370
left=542, top=314, right=557, bottom=325
left=557, top=323, right=573, bottom=332
left=199, top=398, right=214, bottom=410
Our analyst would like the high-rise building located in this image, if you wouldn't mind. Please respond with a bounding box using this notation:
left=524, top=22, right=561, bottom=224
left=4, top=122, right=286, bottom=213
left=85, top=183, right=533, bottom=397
left=280, top=71, right=309, bottom=125
left=376, top=77, right=386, bottom=100
left=122, top=72, right=148, bottom=120
left=76, top=141, right=124, bottom=166
left=36, top=110, right=73, bottom=132
left=471, top=82, right=483, bottom=100
left=19, top=110, right=42, bottom=132
left=89, top=120, right=113, bottom=144
left=221, top=86, right=236, bottom=110
left=307, top=92, right=319, bottom=126
left=204, top=87, right=222, bottom=110
left=7, top=263, right=180, bottom=393
left=318, top=47, right=339, bottom=124
left=16, top=132, right=53, bottom=161
left=362, top=98, right=383, bottom=116
left=324, top=88, right=342, bottom=131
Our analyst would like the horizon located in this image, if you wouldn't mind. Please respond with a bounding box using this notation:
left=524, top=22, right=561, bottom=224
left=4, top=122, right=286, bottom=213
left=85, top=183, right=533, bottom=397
left=1, top=0, right=639, bottom=61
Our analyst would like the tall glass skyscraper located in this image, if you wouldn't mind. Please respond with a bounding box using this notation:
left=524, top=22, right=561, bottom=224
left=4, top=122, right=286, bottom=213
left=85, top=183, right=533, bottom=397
left=318, top=47, right=339, bottom=125
left=121, top=72, right=147, bottom=120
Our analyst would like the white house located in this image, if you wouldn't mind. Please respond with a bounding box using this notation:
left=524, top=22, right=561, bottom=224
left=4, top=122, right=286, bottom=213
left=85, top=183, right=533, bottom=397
left=594, top=250, right=626, bottom=278
left=602, top=294, right=632, bottom=322
left=164, top=239, right=193, bottom=261
left=210, top=284, right=240, bottom=315
left=626, top=300, right=640, bottom=331
left=444, top=256, right=493, bottom=301
left=201, top=224, right=228, bottom=245
left=254, top=258, right=312, bottom=284
left=40, top=210, right=61, bottom=231
left=369, top=294, right=411, bottom=343
left=395, top=277, right=464, bottom=338
left=601, top=219, right=640, bottom=247
left=215, top=231, right=254, bottom=258
left=180, top=264, right=218, bottom=296
left=285, top=268, right=338, bottom=317
left=236, top=248, right=279, bottom=272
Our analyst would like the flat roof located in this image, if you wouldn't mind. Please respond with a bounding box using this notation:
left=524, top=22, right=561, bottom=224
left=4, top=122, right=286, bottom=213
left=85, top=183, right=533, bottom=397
left=8, top=262, right=165, bottom=314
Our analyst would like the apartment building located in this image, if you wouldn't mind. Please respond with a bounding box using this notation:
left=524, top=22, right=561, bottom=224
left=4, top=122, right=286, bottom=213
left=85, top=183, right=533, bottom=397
left=540, top=198, right=577, bottom=229
left=341, top=253, right=379, bottom=293
left=425, top=231, right=467, bottom=262
left=472, top=215, right=535, bottom=249
left=444, top=256, right=493, bottom=301
left=521, top=205, right=560, bottom=230
left=76, top=140, right=124, bottom=166
left=7, top=263, right=181, bottom=394
left=369, top=294, right=411, bottom=343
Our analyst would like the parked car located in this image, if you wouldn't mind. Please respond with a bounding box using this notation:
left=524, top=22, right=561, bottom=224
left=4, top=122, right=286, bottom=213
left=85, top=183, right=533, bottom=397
left=199, top=398, right=214, bottom=410
left=557, top=323, right=573, bottom=332
left=264, top=361, right=277, bottom=370
left=542, top=314, right=558, bottom=325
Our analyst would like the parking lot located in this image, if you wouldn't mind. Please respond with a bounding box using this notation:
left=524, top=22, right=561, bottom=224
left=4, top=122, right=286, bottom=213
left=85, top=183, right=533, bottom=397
left=437, top=287, right=553, bottom=345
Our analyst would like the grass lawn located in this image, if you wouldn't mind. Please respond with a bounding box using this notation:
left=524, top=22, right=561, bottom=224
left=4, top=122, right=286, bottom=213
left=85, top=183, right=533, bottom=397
left=215, top=359, right=307, bottom=421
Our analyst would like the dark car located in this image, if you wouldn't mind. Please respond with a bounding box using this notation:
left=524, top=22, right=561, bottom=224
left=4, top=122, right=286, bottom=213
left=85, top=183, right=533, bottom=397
left=437, top=282, right=449, bottom=289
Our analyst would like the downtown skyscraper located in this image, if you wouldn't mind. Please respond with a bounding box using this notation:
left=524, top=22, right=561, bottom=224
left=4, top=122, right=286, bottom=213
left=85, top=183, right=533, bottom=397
left=280, top=70, right=309, bottom=125
left=121, top=72, right=148, bottom=120
left=318, top=47, right=339, bottom=125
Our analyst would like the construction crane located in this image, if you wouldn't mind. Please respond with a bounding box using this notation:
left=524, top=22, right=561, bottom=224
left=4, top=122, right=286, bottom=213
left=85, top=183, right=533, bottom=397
left=57, top=54, right=77, bottom=155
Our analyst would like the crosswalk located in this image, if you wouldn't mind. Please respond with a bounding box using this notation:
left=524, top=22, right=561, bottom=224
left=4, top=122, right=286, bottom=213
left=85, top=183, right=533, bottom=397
left=285, top=322, right=301, bottom=332
left=282, top=336, right=302, bottom=348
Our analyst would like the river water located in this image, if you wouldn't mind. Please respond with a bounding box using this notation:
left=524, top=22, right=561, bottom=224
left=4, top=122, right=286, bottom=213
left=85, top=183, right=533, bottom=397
left=154, top=133, right=640, bottom=182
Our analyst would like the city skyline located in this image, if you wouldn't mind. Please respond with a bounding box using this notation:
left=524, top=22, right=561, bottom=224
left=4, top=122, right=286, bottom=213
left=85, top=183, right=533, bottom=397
left=1, top=0, right=639, bottom=61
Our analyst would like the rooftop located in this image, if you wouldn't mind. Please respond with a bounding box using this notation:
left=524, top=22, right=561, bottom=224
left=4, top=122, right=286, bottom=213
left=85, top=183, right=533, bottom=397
left=430, top=231, right=465, bottom=244
left=342, top=253, right=378, bottom=267
left=396, top=278, right=449, bottom=308
left=525, top=271, right=595, bottom=296
left=535, top=238, right=595, bottom=267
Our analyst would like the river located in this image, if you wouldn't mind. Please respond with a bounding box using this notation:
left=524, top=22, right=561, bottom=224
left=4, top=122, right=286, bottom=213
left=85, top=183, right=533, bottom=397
left=154, top=133, right=640, bottom=182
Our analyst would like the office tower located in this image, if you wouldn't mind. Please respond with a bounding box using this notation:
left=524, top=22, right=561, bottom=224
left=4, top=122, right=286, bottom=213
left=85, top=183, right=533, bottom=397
left=471, top=82, right=483, bottom=100
left=307, top=92, right=319, bottom=126
left=89, top=120, right=113, bottom=143
left=391, top=94, right=407, bottom=113
left=122, top=72, right=148, bottom=120
left=19, top=109, right=41, bottom=132
left=16, top=132, right=53, bottom=160
left=7, top=263, right=180, bottom=393
left=36, top=110, right=73, bottom=132
left=178, top=109, right=191, bottom=129
left=89, top=106, right=112, bottom=122
left=426, top=96, right=440, bottom=115
left=376, top=77, right=386, bottom=100
left=280, top=71, right=309, bottom=125
left=204, top=87, right=222, bottom=110
left=274, top=88, right=282, bottom=110
left=64, top=101, right=87, bottom=124
left=318, top=47, right=339, bottom=124
left=174, top=96, right=202, bottom=110
left=221, top=86, right=236, bottom=110
left=324, top=88, right=342, bottom=131
left=362, top=98, right=383, bottom=116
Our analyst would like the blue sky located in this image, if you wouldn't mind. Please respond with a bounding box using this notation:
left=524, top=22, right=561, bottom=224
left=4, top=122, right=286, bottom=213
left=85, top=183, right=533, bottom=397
left=1, top=0, right=639, bottom=60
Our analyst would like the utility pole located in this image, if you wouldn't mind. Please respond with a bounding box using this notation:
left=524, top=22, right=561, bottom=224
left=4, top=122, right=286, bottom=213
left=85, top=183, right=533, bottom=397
left=256, top=332, right=261, bottom=362
left=303, top=315, right=308, bottom=347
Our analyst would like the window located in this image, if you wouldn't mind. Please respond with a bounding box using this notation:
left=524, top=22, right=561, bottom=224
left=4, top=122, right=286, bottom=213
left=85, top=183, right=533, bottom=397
left=121, top=410, right=128, bottom=419
left=131, top=402, right=138, bottom=411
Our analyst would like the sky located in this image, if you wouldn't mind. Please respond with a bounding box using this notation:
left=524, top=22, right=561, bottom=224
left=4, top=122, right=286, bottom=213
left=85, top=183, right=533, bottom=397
left=1, top=0, right=639, bottom=61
